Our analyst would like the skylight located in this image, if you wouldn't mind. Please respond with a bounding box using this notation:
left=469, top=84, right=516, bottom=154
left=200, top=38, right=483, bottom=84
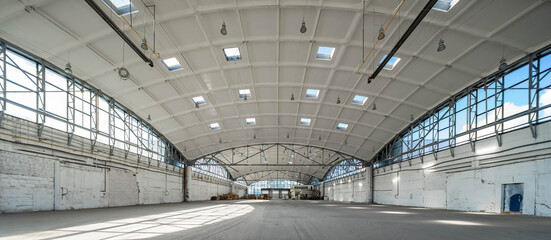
left=238, top=89, right=251, bottom=99
left=246, top=118, right=256, bottom=125
left=300, top=118, right=311, bottom=126
left=191, top=96, right=206, bottom=105
left=432, top=0, right=460, bottom=12
left=352, top=95, right=368, bottom=105
left=337, top=123, right=348, bottom=130
left=316, top=46, right=336, bottom=60
left=305, top=89, right=320, bottom=99
left=223, top=47, right=241, bottom=61
left=209, top=123, right=220, bottom=130
left=379, top=55, right=401, bottom=70
left=161, top=57, right=183, bottom=71
left=102, top=0, right=138, bottom=16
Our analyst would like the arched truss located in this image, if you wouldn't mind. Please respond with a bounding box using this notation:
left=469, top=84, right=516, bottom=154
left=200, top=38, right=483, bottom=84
left=323, top=158, right=366, bottom=182
left=191, top=157, right=232, bottom=181
left=238, top=170, right=317, bottom=185
left=190, top=143, right=368, bottom=182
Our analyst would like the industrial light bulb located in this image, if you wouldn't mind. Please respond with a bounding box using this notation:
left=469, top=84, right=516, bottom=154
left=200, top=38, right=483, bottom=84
left=291, top=93, right=295, bottom=101
left=220, top=22, right=227, bottom=36
left=300, top=20, right=307, bottom=33
left=336, top=97, right=341, bottom=104
left=64, top=63, right=72, bottom=75
left=378, top=27, right=385, bottom=40
left=410, top=114, right=414, bottom=121
left=147, top=114, right=151, bottom=121
left=141, top=38, right=148, bottom=50
left=437, top=39, right=446, bottom=52
left=195, top=102, right=200, bottom=108
left=372, top=103, right=377, bottom=110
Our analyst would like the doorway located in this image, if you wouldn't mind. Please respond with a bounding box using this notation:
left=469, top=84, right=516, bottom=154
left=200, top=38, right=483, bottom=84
left=502, top=183, right=523, bottom=213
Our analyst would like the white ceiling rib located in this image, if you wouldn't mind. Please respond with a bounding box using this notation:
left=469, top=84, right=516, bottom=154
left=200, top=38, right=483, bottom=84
left=1, top=0, right=550, bottom=178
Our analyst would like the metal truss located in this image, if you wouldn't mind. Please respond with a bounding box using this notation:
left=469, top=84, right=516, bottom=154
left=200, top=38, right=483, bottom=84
left=0, top=37, right=185, bottom=167
left=372, top=43, right=551, bottom=168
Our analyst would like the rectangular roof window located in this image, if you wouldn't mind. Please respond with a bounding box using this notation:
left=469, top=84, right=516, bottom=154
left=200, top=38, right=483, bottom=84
left=209, top=123, right=221, bottom=130
left=305, top=89, right=320, bottom=99
left=246, top=118, right=256, bottom=125
left=337, top=123, right=348, bottom=130
left=102, top=0, right=138, bottom=16
left=379, top=55, right=401, bottom=70
left=238, top=89, right=251, bottom=99
left=316, top=46, right=336, bottom=60
left=192, top=96, right=206, bottom=105
left=432, top=0, right=460, bottom=12
left=223, top=47, right=241, bottom=61
left=352, top=95, right=368, bottom=105
left=161, top=57, right=183, bottom=71
left=300, top=118, right=311, bottom=126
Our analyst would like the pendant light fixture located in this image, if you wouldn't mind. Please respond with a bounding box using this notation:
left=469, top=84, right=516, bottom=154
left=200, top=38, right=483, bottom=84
left=437, top=39, right=446, bottom=52
left=300, top=0, right=308, bottom=33
left=499, top=57, right=508, bottom=71
left=410, top=114, right=414, bottom=121
left=147, top=114, right=151, bottom=121
left=291, top=93, right=295, bottom=101
left=378, top=27, right=385, bottom=40
left=336, top=97, right=341, bottom=104
left=64, top=63, right=73, bottom=75
left=220, top=22, right=227, bottom=35
left=372, top=103, right=377, bottom=110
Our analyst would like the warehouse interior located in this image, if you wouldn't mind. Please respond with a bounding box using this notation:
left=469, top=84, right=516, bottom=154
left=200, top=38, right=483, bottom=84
left=1, top=0, right=551, bottom=239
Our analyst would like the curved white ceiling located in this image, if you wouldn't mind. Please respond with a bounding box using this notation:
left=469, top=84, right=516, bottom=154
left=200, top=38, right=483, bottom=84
left=1, top=0, right=550, bottom=172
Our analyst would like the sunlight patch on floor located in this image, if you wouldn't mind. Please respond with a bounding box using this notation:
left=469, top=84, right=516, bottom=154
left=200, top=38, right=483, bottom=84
left=2, top=204, right=254, bottom=240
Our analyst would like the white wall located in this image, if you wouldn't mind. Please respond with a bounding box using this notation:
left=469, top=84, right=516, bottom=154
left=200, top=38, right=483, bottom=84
left=0, top=115, right=184, bottom=213
left=323, top=170, right=372, bottom=203
left=187, top=171, right=247, bottom=201
left=373, top=121, right=551, bottom=216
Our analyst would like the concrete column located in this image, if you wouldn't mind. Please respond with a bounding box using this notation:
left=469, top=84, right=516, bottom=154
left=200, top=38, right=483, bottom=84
left=184, top=166, right=191, bottom=201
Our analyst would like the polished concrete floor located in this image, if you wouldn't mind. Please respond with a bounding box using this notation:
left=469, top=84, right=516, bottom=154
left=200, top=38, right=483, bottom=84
left=1, top=200, right=551, bottom=240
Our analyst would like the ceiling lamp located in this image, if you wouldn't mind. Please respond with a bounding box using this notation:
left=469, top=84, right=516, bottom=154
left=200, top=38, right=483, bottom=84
left=141, top=38, right=148, bottom=50
left=336, top=97, right=341, bottom=104
left=219, top=138, right=222, bottom=144
left=287, top=133, right=290, bottom=138
left=437, top=39, right=446, bottom=52
left=195, top=102, right=200, bottom=108
left=253, top=134, right=256, bottom=139
left=147, top=114, right=151, bottom=121
left=318, top=135, right=322, bottom=141
left=378, top=27, right=385, bottom=40
left=64, top=63, right=72, bottom=75
left=372, top=103, right=377, bottom=111
left=220, top=22, right=227, bottom=36
left=410, top=114, right=414, bottom=121
left=300, top=20, right=307, bottom=33
left=291, top=93, right=295, bottom=101
left=499, top=57, right=508, bottom=71
left=344, top=138, right=348, bottom=145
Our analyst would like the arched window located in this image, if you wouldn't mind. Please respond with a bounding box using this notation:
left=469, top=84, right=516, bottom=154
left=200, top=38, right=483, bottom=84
left=192, top=158, right=230, bottom=181
left=324, top=158, right=365, bottom=182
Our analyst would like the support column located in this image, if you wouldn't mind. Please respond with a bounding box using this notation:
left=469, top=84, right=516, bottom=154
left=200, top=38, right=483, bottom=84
left=184, top=165, right=191, bottom=201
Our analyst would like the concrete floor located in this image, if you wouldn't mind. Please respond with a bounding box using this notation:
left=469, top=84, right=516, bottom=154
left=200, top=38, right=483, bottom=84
left=1, top=200, right=551, bottom=240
